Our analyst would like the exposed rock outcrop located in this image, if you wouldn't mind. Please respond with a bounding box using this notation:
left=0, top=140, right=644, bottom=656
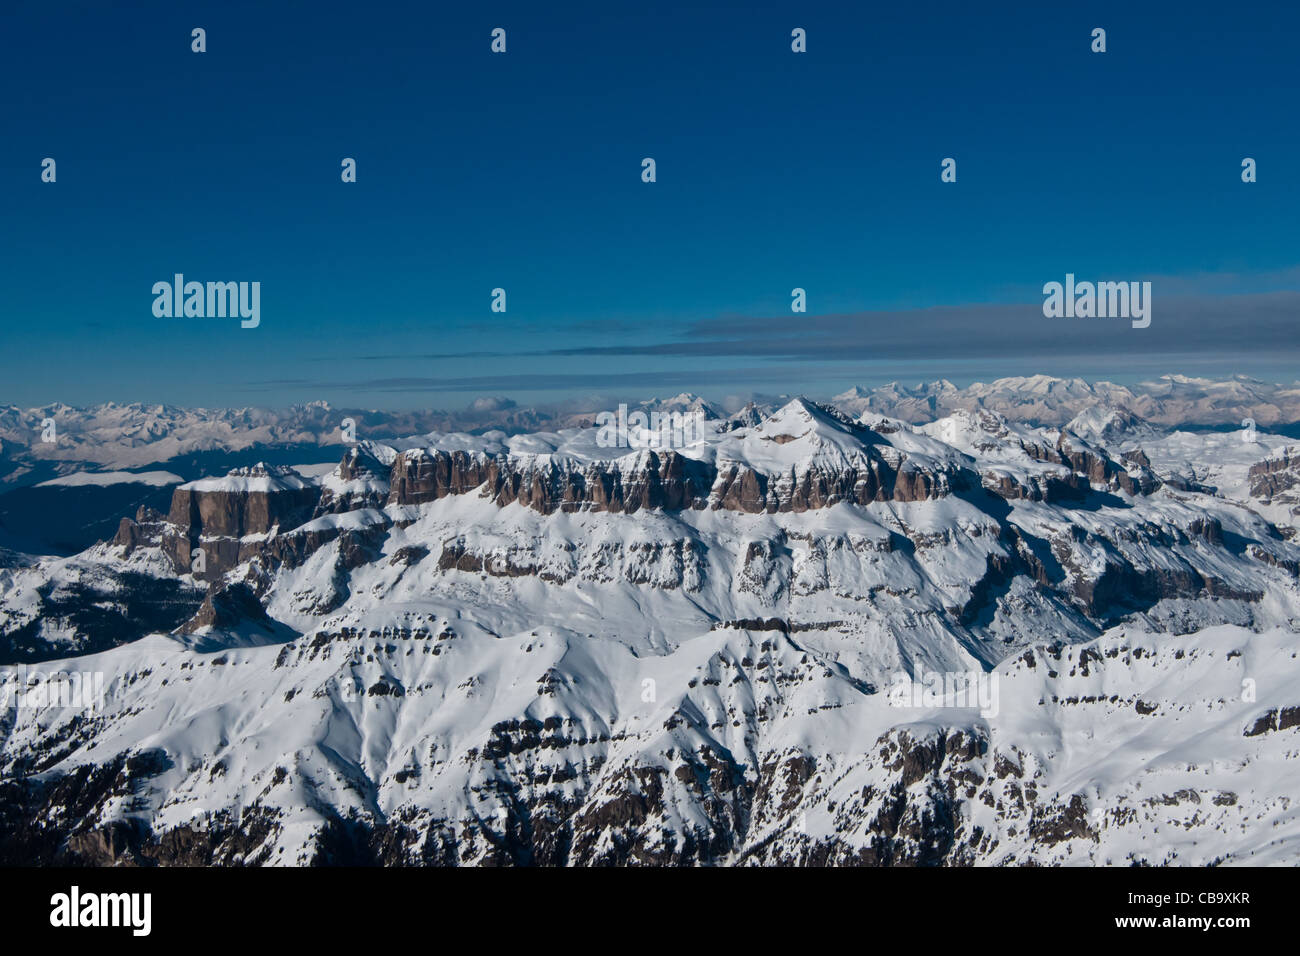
left=162, top=464, right=322, bottom=579
left=111, top=506, right=169, bottom=555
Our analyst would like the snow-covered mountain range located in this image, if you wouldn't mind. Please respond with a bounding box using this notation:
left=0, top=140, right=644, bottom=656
left=831, top=374, right=1300, bottom=427
left=2, top=383, right=1300, bottom=866
left=5, top=376, right=1299, bottom=481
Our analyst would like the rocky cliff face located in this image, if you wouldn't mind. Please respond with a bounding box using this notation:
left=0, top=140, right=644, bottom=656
left=1017, top=432, right=1159, bottom=497
left=314, top=446, right=390, bottom=515
left=385, top=448, right=953, bottom=514
left=111, top=506, right=169, bottom=555
left=1249, top=450, right=1300, bottom=516
left=166, top=465, right=319, bottom=537
left=162, top=465, right=322, bottom=580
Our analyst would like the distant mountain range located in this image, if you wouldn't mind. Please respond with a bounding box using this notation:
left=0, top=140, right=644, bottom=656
left=830, top=374, right=1300, bottom=427
left=5, top=376, right=1299, bottom=480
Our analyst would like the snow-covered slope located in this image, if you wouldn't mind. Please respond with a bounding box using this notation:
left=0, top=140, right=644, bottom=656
left=3, top=619, right=1298, bottom=865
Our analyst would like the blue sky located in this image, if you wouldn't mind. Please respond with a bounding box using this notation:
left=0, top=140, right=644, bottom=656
left=1, top=0, right=1296, bottom=410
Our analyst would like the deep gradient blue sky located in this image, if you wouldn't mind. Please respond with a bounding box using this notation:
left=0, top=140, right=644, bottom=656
left=1, top=1, right=1297, bottom=410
